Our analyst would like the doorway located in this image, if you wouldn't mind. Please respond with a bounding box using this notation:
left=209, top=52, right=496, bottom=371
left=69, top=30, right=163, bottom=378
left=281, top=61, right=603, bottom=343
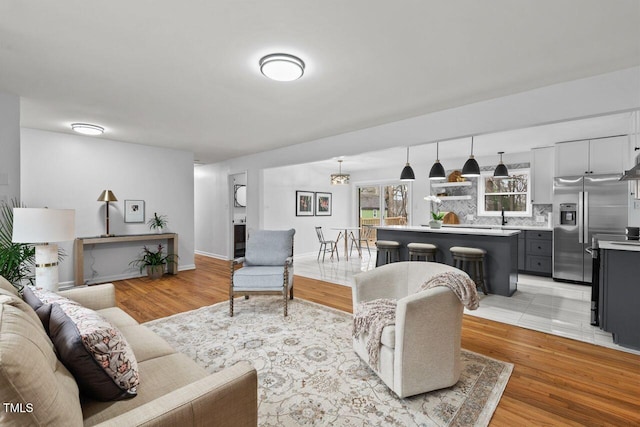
left=229, top=172, right=247, bottom=259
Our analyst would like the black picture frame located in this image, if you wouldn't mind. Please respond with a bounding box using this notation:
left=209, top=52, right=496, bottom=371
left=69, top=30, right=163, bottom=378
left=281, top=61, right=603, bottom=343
left=315, top=192, right=332, bottom=216
left=296, top=191, right=314, bottom=216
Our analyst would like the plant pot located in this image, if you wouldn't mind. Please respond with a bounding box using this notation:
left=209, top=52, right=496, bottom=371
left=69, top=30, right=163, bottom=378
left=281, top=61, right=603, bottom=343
left=146, top=264, right=165, bottom=280
left=429, top=220, right=443, bottom=229
left=155, top=227, right=163, bottom=234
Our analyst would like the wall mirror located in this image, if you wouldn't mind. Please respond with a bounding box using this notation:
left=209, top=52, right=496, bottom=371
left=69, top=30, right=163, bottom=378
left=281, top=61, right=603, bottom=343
left=234, top=184, right=246, bottom=207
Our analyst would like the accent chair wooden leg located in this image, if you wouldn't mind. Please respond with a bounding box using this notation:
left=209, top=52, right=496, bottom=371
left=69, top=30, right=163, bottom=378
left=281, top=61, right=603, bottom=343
left=229, top=293, right=234, bottom=317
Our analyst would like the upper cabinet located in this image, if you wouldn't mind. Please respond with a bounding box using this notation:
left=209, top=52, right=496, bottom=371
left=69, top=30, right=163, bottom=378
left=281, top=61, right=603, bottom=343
left=531, top=146, right=554, bottom=204
left=555, top=136, right=627, bottom=176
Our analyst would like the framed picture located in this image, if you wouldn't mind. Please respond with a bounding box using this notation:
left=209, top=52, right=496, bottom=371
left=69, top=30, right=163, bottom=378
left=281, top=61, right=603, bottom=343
left=295, top=191, right=314, bottom=216
left=315, top=192, right=332, bottom=216
left=124, top=200, right=145, bottom=223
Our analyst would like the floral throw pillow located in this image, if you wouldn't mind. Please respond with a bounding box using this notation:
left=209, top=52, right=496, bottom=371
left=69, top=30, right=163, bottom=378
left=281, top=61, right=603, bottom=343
left=38, top=292, right=140, bottom=401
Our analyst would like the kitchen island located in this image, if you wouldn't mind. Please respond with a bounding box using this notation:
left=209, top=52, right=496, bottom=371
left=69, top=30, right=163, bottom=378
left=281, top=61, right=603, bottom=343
left=376, top=225, right=520, bottom=296
left=596, top=239, right=640, bottom=350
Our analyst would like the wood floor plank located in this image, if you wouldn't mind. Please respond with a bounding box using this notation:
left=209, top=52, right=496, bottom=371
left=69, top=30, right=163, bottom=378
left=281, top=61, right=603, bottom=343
left=111, top=255, right=640, bottom=426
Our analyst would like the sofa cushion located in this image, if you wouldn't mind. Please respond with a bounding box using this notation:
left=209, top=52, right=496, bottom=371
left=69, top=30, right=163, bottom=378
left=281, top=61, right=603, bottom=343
left=0, top=286, right=47, bottom=331
left=118, top=324, right=176, bottom=362
left=0, top=295, right=83, bottom=426
left=244, top=229, right=294, bottom=266
left=49, top=303, right=140, bottom=401
left=82, top=352, right=208, bottom=426
left=0, top=275, right=19, bottom=297
left=98, top=306, right=140, bottom=328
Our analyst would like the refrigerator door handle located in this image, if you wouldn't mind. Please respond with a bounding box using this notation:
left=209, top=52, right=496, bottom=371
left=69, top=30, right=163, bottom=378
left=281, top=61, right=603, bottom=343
left=578, top=191, right=584, bottom=244
left=583, top=191, right=589, bottom=243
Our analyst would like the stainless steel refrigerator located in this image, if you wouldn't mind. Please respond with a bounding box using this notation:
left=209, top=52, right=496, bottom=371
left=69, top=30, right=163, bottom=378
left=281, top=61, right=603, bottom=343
left=553, top=174, right=628, bottom=283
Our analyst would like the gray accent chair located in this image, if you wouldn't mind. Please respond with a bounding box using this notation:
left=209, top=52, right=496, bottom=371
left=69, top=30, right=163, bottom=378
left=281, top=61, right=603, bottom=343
left=353, top=261, right=464, bottom=398
left=230, top=228, right=296, bottom=316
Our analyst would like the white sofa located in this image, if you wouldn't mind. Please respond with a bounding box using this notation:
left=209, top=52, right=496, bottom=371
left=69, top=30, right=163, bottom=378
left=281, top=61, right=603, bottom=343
left=353, top=262, right=465, bottom=398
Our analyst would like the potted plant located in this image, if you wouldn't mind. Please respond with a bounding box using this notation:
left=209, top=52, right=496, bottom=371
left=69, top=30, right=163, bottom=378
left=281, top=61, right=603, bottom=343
left=424, top=195, right=444, bottom=229
left=148, top=212, right=168, bottom=233
left=129, top=244, right=178, bottom=280
left=0, top=199, right=35, bottom=292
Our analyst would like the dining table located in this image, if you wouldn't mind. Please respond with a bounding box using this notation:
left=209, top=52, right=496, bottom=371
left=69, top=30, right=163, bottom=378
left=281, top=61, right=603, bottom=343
left=330, top=226, right=362, bottom=261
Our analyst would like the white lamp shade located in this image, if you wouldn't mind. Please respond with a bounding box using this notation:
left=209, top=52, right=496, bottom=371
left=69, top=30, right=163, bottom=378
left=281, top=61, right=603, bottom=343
left=12, top=208, right=75, bottom=243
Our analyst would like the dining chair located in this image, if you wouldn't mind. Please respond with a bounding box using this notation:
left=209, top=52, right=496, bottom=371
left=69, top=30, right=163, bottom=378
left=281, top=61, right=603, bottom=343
left=315, top=226, right=339, bottom=262
left=350, top=225, right=374, bottom=257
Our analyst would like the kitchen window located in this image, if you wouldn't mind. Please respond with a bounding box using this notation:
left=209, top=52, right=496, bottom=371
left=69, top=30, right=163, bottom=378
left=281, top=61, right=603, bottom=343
left=477, top=169, right=531, bottom=217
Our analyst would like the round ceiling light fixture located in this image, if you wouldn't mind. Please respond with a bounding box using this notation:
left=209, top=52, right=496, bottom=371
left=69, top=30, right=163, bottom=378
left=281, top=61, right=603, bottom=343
left=259, top=53, right=305, bottom=82
left=71, top=123, right=104, bottom=136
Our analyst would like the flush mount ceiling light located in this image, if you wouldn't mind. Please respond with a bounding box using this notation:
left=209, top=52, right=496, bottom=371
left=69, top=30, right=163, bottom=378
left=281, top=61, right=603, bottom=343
left=400, top=147, right=415, bottom=181
left=429, top=141, right=446, bottom=180
left=461, top=136, right=481, bottom=177
left=493, top=151, right=509, bottom=178
left=259, top=53, right=305, bottom=81
left=330, top=159, right=350, bottom=185
left=71, top=123, right=104, bottom=136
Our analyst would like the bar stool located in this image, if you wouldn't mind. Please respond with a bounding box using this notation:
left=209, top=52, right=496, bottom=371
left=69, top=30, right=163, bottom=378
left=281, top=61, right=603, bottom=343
left=407, top=242, right=437, bottom=262
left=450, top=246, right=489, bottom=295
left=375, top=240, right=401, bottom=265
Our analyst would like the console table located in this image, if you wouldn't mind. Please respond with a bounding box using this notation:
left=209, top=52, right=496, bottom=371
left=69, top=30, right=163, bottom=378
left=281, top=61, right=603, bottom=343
left=74, top=233, right=178, bottom=285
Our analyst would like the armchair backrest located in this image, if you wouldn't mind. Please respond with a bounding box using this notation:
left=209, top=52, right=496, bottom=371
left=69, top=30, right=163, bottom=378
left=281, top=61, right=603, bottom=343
left=245, top=229, right=295, bottom=266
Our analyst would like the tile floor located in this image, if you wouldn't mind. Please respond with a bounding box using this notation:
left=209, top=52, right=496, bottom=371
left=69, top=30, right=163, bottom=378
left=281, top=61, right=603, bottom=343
left=294, top=249, right=640, bottom=355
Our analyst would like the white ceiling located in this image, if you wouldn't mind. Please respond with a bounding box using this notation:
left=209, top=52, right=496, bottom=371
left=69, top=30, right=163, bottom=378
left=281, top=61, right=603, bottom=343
left=1, top=1, right=639, bottom=164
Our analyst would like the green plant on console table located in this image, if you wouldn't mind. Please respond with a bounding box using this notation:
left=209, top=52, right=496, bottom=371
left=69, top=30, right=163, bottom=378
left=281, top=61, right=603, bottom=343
left=0, top=199, right=35, bottom=292
left=148, top=212, right=168, bottom=232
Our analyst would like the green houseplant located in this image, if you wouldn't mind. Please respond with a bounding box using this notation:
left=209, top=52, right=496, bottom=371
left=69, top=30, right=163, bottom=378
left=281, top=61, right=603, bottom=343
left=0, top=199, right=36, bottom=291
left=148, top=212, right=168, bottom=233
left=129, top=244, right=178, bottom=279
left=424, top=195, right=444, bottom=229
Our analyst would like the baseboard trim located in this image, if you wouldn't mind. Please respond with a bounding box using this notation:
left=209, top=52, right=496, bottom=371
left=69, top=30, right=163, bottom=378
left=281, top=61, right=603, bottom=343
left=195, top=250, right=228, bottom=260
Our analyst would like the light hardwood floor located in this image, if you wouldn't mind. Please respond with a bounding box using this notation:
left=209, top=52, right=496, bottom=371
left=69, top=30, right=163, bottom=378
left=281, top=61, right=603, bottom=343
left=113, top=255, right=640, bottom=426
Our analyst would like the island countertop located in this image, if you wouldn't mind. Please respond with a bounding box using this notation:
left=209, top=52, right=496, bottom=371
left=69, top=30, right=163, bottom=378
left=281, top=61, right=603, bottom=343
left=376, top=225, right=521, bottom=237
left=598, top=240, right=640, bottom=252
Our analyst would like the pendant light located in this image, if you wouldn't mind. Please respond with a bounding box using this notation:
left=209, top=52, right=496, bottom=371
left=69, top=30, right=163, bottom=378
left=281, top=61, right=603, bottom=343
left=330, top=159, right=350, bottom=185
left=493, top=151, right=509, bottom=178
left=428, top=142, right=446, bottom=180
left=400, top=147, right=415, bottom=181
left=461, top=136, right=480, bottom=177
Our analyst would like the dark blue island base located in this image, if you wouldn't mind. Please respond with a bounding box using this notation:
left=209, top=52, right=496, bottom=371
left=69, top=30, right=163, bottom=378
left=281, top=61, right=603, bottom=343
left=376, top=226, right=519, bottom=297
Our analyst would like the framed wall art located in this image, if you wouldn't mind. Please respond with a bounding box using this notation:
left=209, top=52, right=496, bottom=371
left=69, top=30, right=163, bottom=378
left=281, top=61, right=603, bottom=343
left=124, top=199, right=145, bottom=223
left=295, top=191, right=314, bottom=216
left=315, top=192, right=332, bottom=216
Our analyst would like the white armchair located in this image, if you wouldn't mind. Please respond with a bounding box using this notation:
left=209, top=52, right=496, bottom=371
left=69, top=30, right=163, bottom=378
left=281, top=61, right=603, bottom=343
left=352, top=261, right=465, bottom=398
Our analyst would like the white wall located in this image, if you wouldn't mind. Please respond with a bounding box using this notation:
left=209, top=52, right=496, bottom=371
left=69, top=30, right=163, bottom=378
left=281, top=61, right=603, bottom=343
left=195, top=67, right=640, bottom=259
left=262, top=165, right=351, bottom=256
left=0, top=92, right=20, bottom=202
left=20, top=128, right=195, bottom=285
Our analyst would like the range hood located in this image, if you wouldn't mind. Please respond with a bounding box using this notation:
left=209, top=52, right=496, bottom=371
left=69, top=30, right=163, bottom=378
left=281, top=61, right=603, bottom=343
left=620, top=153, right=640, bottom=181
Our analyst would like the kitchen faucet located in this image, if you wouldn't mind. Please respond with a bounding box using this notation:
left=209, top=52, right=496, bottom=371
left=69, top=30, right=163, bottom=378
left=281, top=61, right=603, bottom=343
left=501, top=209, right=507, bottom=226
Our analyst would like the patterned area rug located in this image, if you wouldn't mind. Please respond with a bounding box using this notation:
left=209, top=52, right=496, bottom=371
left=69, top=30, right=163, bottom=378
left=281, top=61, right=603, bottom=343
left=145, top=297, right=512, bottom=426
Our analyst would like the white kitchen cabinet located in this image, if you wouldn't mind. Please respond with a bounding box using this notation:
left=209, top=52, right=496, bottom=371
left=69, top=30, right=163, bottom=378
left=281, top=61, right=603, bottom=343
left=555, top=136, right=626, bottom=176
left=531, top=146, right=554, bottom=204
left=589, top=136, right=626, bottom=175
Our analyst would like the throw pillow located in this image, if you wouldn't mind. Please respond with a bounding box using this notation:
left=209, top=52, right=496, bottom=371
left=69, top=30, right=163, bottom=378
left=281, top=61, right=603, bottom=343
left=48, top=303, right=140, bottom=401
left=22, top=286, right=54, bottom=333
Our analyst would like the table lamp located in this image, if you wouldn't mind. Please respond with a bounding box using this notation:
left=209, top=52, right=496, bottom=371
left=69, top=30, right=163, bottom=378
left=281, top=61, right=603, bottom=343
left=12, top=208, right=76, bottom=291
left=97, top=190, right=117, bottom=237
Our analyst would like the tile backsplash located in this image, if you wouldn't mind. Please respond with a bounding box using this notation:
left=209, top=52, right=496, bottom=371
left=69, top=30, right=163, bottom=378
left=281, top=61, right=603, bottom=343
left=431, top=163, right=552, bottom=227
